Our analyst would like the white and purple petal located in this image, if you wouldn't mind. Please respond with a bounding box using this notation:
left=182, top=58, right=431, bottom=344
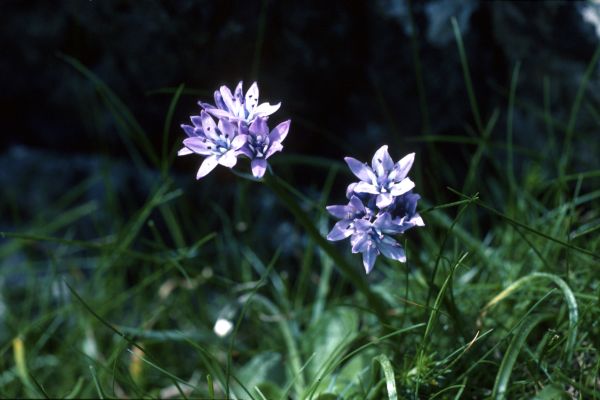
left=197, top=155, right=219, bottom=179
left=252, top=102, right=281, bottom=118
left=233, top=81, right=244, bottom=102
left=269, top=120, right=291, bottom=145
left=327, top=220, right=354, bottom=241
left=245, top=82, right=259, bottom=115
left=361, top=244, right=378, bottom=274
left=204, top=107, right=233, bottom=120
left=344, top=157, right=376, bottom=183
left=389, top=177, right=415, bottom=196
left=181, top=124, right=197, bottom=137
left=218, top=151, right=238, bottom=168
left=378, top=239, right=406, bottom=263
left=371, top=145, right=393, bottom=177
left=251, top=158, right=268, bottom=178
left=231, top=134, right=248, bottom=150
left=326, top=205, right=350, bottom=219
left=213, top=90, right=227, bottom=110
left=265, top=142, right=283, bottom=158
left=190, top=115, right=203, bottom=128
left=376, top=193, right=394, bottom=208
left=178, top=147, right=193, bottom=156
left=182, top=137, right=213, bottom=155
left=350, top=231, right=369, bottom=252
left=219, top=85, right=236, bottom=114
left=200, top=111, right=219, bottom=141
left=390, top=152, right=415, bottom=181
left=349, top=195, right=366, bottom=213
left=249, top=117, right=269, bottom=137
left=353, top=181, right=379, bottom=195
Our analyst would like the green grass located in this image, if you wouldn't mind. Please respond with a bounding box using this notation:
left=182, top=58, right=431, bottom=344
left=1, top=22, right=600, bottom=400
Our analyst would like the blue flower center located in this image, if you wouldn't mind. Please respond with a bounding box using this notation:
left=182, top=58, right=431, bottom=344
left=248, top=135, right=270, bottom=158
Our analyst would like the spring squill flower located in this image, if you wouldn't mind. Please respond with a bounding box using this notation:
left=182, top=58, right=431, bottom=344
left=349, top=213, right=408, bottom=273
left=388, top=191, right=425, bottom=230
left=326, top=195, right=373, bottom=241
left=199, top=81, right=281, bottom=125
left=327, top=145, right=424, bottom=274
left=345, top=145, right=415, bottom=208
left=178, top=110, right=247, bottom=179
left=239, top=117, right=291, bottom=178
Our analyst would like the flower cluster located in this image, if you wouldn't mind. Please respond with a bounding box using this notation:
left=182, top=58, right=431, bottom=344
left=326, top=145, right=424, bottom=274
left=178, top=81, right=290, bottom=179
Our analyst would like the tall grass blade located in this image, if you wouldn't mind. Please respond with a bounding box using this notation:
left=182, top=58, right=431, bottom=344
left=452, top=17, right=483, bottom=133
left=371, top=355, right=398, bottom=400
left=492, top=314, right=552, bottom=400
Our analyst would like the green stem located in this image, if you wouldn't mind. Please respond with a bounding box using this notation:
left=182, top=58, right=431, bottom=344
left=262, top=173, right=391, bottom=326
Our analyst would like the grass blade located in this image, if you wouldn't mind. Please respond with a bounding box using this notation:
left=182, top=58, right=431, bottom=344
left=492, top=314, right=552, bottom=400
left=371, top=355, right=398, bottom=400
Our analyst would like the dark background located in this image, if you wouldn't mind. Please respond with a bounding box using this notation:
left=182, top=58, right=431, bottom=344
left=1, top=0, right=599, bottom=221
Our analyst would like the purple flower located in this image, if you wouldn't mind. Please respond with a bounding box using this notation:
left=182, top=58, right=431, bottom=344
left=238, top=117, right=291, bottom=178
left=388, top=192, right=425, bottom=230
left=349, top=213, right=408, bottom=273
left=345, top=145, right=415, bottom=208
left=199, top=81, right=281, bottom=125
left=326, top=195, right=373, bottom=241
left=326, top=145, right=424, bottom=274
left=178, top=110, right=247, bottom=179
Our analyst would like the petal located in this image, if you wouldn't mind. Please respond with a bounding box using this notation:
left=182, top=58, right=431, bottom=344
left=371, top=145, right=393, bottom=177
left=234, top=81, right=244, bottom=102
left=326, top=205, right=350, bottom=219
left=245, top=82, right=259, bottom=114
left=378, top=239, right=406, bottom=263
left=238, top=144, right=254, bottom=158
left=190, top=115, right=203, bottom=128
left=327, top=220, right=353, bottom=241
left=204, top=108, right=233, bottom=120
left=252, top=102, right=281, bottom=118
left=269, top=120, right=291, bottom=145
left=178, top=147, right=193, bottom=156
left=213, top=89, right=227, bottom=110
left=231, top=134, right=247, bottom=150
left=198, top=101, right=215, bottom=111
left=344, top=157, right=376, bottom=183
left=354, top=181, right=379, bottom=195
left=265, top=142, right=283, bottom=159
left=390, top=153, right=415, bottom=181
left=218, top=151, right=238, bottom=168
left=376, top=193, right=393, bottom=208
left=351, top=232, right=369, bottom=252
left=346, top=182, right=358, bottom=199
left=238, top=120, right=250, bottom=135
left=197, top=155, right=219, bottom=179
left=251, top=158, right=268, bottom=178
left=410, top=214, right=425, bottom=227
left=249, top=117, right=269, bottom=137
left=374, top=212, right=405, bottom=234
left=362, top=244, right=378, bottom=274
left=218, top=119, right=237, bottom=140
left=219, top=85, right=236, bottom=113
left=389, top=178, right=415, bottom=196
left=353, top=218, right=371, bottom=232
left=200, top=111, right=219, bottom=141
left=183, top=137, right=213, bottom=155
left=349, top=195, right=366, bottom=213
left=181, top=124, right=196, bottom=137
left=400, top=192, right=420, bottom=217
